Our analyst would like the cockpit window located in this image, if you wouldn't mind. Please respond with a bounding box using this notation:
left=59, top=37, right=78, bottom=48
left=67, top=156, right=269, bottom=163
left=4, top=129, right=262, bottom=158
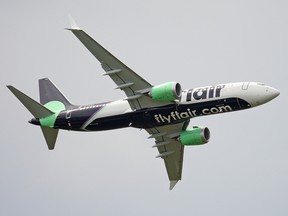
left=257, top=83, right=265, bottom=86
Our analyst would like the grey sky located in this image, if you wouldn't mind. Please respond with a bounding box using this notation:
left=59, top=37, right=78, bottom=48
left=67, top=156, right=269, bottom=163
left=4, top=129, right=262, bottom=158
left=1, top=0, right=287, bottom=215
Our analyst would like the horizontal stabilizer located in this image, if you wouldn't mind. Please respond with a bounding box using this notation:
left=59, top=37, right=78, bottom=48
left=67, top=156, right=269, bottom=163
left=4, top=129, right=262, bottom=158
left=7, top=85, right=59, bottom=150
left=41, top=126, right=58, bottom=150
left=7, top=85, right=54, bottom=118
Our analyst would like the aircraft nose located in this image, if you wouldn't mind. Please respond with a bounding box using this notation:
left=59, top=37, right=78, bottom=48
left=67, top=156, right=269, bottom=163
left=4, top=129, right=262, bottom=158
left=246, top=83, right=280, bottom=107
left=266, top=86, right=280, bottom=100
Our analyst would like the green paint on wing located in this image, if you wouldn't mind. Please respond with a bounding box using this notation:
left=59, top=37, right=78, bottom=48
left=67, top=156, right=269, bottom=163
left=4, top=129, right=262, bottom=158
left=40, top=101, right=65, bottom=127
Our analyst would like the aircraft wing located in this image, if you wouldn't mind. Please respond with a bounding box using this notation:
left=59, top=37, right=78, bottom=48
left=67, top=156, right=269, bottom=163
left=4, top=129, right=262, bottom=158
left=146, top=120, right=189, bottom=190
left=67, top=21, right=172, bottom=110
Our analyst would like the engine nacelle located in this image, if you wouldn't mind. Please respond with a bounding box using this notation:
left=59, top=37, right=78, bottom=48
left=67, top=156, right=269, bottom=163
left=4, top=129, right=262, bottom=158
left=150, top=82, right=182, bottom=101
left=179, top=127, right=210, bottom=145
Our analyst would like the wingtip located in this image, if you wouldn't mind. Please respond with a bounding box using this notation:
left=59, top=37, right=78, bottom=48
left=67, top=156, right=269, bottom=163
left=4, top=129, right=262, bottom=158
left=66, top=15, right=81, bottom=30
left=169, top=180, right=178, bottom=190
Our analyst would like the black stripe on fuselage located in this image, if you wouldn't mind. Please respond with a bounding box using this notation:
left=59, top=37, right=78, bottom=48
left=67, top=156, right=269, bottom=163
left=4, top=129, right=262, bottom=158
left=53, top=98, right=251, bottom=131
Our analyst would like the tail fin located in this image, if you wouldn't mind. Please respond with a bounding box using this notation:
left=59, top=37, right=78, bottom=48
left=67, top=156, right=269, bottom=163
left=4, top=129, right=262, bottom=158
left=39, top=78, right=73, bottom=108
left=7, top=85, right=59, bottom=150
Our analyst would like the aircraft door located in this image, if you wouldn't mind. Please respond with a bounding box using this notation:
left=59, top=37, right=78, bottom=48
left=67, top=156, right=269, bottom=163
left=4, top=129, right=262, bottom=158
left=66, top=111, right=72, bottom=128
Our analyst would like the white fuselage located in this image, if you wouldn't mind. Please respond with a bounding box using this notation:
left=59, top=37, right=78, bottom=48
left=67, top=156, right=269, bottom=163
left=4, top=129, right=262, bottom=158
left=179, top=82, right=279, bottom=106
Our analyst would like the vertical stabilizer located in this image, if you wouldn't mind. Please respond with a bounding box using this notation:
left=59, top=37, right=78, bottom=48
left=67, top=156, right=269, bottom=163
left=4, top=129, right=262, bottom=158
left=39, top=78, right=73, bottom=108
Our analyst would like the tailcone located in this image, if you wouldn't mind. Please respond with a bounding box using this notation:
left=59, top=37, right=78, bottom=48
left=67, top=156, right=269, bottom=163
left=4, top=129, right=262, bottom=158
left=29, top=118, right=40, bottom=126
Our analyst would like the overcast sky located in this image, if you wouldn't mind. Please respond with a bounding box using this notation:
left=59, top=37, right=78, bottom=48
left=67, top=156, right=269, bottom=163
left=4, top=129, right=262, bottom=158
left=1, top=0, right=287, bottom=215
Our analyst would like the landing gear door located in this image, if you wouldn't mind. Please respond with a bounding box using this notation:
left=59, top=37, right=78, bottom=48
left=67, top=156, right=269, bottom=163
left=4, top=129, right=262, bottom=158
left=242, top=82, right=250, bottom=90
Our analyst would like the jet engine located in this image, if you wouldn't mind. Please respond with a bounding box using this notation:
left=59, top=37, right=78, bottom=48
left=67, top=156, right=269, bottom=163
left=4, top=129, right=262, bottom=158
left=149, top=82, right=182, bottom=101
left=179, top=127, right=210, bottom=145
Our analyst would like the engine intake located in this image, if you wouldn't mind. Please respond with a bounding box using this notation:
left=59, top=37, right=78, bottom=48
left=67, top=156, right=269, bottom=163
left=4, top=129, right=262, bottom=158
left=179, top=127, right=210, bottom=145
left=150, top=82, right=182, bottom=101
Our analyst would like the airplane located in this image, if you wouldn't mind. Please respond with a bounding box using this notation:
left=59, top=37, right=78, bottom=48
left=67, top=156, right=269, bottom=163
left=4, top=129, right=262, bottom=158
left=7, top=20, right=280, bottom=190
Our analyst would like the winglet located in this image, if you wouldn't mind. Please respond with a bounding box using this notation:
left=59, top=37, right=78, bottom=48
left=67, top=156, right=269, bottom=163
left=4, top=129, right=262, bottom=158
left=169, top=180, right=178, bottom=190
left=67, top=15, right=81, bottom=30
